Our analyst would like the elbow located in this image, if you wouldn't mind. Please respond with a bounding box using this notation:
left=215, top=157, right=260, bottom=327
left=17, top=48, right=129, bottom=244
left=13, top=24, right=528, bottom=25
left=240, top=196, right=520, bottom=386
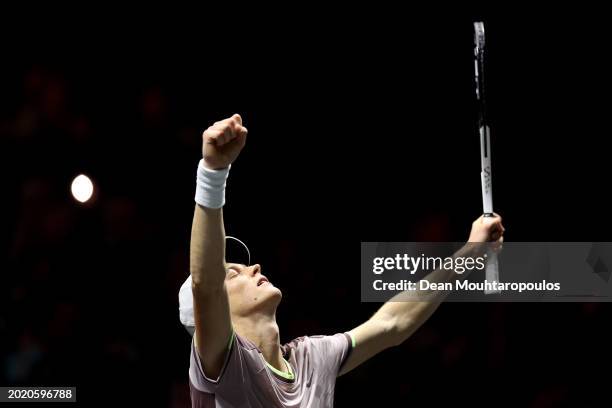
left=378, top=314, right=418, bottom=348
left=373, top=315, right=405, bottom=349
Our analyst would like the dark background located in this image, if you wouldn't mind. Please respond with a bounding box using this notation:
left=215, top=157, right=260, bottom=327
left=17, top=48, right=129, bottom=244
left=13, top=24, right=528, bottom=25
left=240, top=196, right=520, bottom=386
left=1, top=8, right=610, bottom=407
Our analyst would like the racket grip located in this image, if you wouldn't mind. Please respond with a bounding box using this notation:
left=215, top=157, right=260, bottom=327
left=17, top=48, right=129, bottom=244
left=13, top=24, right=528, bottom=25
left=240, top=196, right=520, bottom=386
left=484, top=251, right=500, bottom=294
left=483, top=212, right=500, bottom=294
left=481, top=170, right=493, bottom=215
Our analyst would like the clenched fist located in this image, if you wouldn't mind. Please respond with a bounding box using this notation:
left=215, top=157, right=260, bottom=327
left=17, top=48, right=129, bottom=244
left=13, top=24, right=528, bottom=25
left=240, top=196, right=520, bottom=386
left=202, top=114, right=248, bottom=170
left=468, top=213, right=505, bottom=244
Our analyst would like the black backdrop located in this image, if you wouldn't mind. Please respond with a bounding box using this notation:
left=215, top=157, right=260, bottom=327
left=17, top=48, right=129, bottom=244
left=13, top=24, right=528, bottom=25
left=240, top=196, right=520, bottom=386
left=1, top=8, right=610, bottom=407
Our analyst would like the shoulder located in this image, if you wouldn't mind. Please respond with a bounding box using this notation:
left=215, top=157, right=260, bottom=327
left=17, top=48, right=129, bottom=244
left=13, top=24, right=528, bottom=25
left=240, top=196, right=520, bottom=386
left=283, top=333, right=351, bottom=360
left=190, top=332, right=264, bottom=393
left=283, top=333, right=352, bottom=377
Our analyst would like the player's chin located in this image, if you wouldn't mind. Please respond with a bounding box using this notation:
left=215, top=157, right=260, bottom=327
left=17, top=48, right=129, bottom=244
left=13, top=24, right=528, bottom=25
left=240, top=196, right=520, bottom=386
left=263, top=284, right=282, bottom=299
left=256, top=286, right=282, bottom=307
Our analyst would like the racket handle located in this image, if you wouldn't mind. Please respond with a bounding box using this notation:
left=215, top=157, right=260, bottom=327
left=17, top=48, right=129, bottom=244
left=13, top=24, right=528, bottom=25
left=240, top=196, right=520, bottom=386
left=481, top=170, right=493, bottom=214
left=484, top=251, right=500, bottom=294
left=483, top=213, right=501, bottom=294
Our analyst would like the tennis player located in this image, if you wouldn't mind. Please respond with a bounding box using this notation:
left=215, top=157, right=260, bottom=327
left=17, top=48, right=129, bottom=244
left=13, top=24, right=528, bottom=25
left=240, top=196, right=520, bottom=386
left=179, top=114, right=504, bottom=407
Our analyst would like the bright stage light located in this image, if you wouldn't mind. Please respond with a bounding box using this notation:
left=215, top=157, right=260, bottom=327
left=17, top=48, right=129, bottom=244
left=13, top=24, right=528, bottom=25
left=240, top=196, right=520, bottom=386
left=71, top=174, right=94, bottom=203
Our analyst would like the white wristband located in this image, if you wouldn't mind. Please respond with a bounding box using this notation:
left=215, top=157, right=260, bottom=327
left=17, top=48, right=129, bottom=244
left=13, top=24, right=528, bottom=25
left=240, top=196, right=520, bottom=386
left=195, top=159, right=230, bottom=208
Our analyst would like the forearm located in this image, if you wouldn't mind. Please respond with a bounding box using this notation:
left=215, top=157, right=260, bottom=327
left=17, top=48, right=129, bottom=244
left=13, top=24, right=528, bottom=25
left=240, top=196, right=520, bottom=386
left=372, top=243, right=485, bottom=345
left=190, top=204, right=226, bottom=287
left=190, top=150, right=234, bottom=288
left=342, top=218, right=503, bottom=374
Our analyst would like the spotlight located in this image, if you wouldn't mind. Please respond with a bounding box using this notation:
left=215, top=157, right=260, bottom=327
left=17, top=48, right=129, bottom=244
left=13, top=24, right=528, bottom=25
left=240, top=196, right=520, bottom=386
left=71, top=174, right=94, bottom=203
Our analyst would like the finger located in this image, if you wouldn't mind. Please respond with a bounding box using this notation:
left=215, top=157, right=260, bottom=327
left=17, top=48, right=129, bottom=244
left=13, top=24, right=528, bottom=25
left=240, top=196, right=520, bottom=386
left=216, top=120, right=241, bottom=143
left=497, top=222, right=505, bottom=234
left=227, top=118, right=244, bottom=139
left=235, top=127, right=248, bottom=147
left=214, top=114, right=240, bottom=125
left=210, top=127, right=234, bottom=146
left=212, top=117, right=236, bottom=129
left=204, top=128, right=224, bottom=144
left=220, top=126, right=233, bottom=145
left=496, top=236, right=504, bottom=248
left=231, top=113, right=242, bottom=126
left=492, top=236, right=504, bottom=252
left=488, top=216, right=503, bottom=230
left=226, top=123, right=247, bottom=144
left=492, top=224, right=504, bottom=239
left=210, top=123, right=234, bottom=145
left=217, top=115, right=240, bottom=134
left=481, top=216, right=499, bottom=229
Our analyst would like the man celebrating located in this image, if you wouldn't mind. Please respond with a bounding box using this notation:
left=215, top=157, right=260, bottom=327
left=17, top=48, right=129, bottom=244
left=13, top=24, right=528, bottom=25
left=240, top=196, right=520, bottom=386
left=180, top=114, right=504, bottom=407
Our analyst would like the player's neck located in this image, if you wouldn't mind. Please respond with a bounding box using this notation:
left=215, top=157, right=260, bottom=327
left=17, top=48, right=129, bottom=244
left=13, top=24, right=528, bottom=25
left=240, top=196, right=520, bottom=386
left=235, top=313, right=284, bottom=372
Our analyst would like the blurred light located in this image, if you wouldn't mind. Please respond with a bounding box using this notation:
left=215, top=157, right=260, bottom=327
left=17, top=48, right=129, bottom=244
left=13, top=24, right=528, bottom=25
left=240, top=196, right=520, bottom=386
left=71, top=174, right=94, bottom=203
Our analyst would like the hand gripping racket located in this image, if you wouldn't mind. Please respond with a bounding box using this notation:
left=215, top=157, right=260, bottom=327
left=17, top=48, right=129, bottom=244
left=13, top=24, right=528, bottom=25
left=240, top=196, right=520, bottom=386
left=474, top=22, right=500, bottom=294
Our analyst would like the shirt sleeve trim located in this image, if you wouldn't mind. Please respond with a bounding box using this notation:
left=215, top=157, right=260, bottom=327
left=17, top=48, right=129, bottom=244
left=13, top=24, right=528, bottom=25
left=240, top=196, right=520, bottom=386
left=193, top=330, right=236, bottom=385
left=347, top=331, right=356, bottom=348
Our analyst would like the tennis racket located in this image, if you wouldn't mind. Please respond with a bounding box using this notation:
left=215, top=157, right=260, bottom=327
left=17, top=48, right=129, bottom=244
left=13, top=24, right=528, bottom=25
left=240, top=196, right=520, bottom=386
left=474, top=21, right=500, bottom=294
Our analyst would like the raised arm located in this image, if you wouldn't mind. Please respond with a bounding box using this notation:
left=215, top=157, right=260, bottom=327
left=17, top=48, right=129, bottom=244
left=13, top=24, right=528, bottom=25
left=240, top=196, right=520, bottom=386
left=190, top=114, right=247, bottom=379
left=339, top=215, right=504, bottom=376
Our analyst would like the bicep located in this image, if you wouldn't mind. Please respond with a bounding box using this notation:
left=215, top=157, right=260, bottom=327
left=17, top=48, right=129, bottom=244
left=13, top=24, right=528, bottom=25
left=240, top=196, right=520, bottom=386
left=192, top=277, right=233, bottom=380
left=339, top=317, right=397, bottom=376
